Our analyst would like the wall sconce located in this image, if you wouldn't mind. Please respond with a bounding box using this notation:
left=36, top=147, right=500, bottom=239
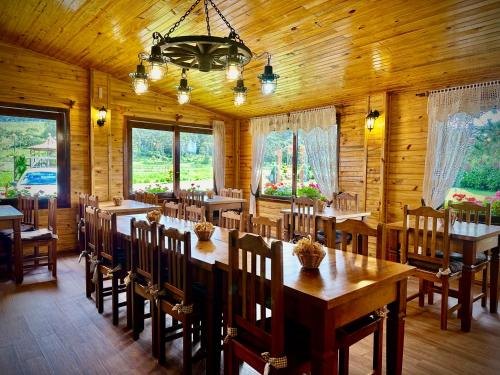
left=365, top=109, right=379, bottom=132
left=96, top=106, right=107, bottom=127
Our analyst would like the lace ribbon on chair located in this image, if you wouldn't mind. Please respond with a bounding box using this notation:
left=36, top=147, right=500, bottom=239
left=172, top=301, right=194, bottom=314
left=145, top=282, right=166, bottom=305
left=375, top=307, right=388, bottom=318
left=124, top=271, right=136, bottom=286
left=223, top=327, right=238, bottom=344
left=78, top=250, right=89, bottom=263
left=103, top=264, right=122, bottom=278
left=261, top=352, right=288, bottom=375
left=90, top=256, right=101, bottom=284
left=436, top=267, right=451, bottom=278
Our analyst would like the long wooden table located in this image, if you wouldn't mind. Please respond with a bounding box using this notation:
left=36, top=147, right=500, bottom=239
left=386, top=220, right=500, bottom=332
left=203, top=195, right=246, bottom=222
left=99, top=199, right=161, bottom=215
left=117, top=214, right=414, bottom=375
left=0, top=205, right=23, bottom=283
left=281, top=206, right=371, bottom=245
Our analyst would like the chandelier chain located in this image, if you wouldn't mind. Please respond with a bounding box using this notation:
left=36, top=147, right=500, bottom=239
left=207, top=0, right=243, bottom=43
left=164, top=0, right=203, bottom=38
left=204, top=0, right=211, bottom=36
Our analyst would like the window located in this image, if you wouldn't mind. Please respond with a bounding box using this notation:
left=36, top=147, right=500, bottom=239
left=125, top=118, right=213, bottom=196
left=445, top=109, right=500, bottom=217
left=260, top=127, right=337, bottom=199
left=0, top=103, right=70, bottom=208
left=180, top=132, right=213, bottom=190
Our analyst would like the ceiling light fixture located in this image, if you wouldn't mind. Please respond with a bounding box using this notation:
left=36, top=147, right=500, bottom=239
left=129, top=58, right=149, bottom=95
left=232, top=78, right=248, bottom=106
left=177, top=68, right=192, bottom=105
left=130, top=0, right=279, bottom=105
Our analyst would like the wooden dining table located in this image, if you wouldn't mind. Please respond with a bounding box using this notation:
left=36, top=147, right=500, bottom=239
left=0, top=205, right=23, bottom=283
left=99, top=199, right=161, bottom=215
left=386, top=220, right=500, bottom=332
left=116, top=214, right=414, bottom=375
left=203, top=195, right=246, bottom=222
left=281, top=205, right=371, bottom=245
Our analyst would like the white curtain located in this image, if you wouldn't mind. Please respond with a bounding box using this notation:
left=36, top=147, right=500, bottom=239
left=249, top=106, right=337, bottom=213
left=302, top=125, right=338, bottom=200
left=212, top=120, right=225, bottom=194
left=423, top=81, right=500, bottom=208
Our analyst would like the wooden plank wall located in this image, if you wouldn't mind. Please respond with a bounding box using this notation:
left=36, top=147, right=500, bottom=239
left=0, top=42, right=237, bottom=251
left=0, top=41, right=89, bottom=251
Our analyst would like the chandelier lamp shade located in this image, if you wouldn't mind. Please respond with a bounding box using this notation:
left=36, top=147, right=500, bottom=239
left=232, top=78, right=248, bottom=106
left=129, top=0, right=279, bottom=106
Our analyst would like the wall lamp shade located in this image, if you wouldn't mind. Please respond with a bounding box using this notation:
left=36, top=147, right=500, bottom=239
left=366, top=110, right=380, bottom=131
left=96, top=106, right=107, bottom=126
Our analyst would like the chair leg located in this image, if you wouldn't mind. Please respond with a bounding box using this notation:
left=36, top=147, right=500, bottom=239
left=158, top=307, right=166, bottom=364
left=34, top=246, right=39, bottom=267
left=85, top=256, right=92, bottom=298
left=373, top=321, right=384, bottom=375
left=339, top=347, right=349, bottom=375
left=183, top=316, right=193, bottom=375
left=481, top=266, right=488, bottom=308
left=132, top=288, right=144, bottom=340
left=427, top=282, right=434, bottom=305
left=51, top=241, right=57, bottom=278
left=440, top=278, right=449, bottom=330
left=97, top=270, right=104, bottom=314
left=112, top=275, right=119, bottom=325
left=418, top=279, right=425, bottom=307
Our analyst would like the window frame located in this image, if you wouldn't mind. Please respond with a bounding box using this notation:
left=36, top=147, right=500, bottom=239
left=0, top=102, right=71, bottom=209
left=123, top=117, right=213, bottom=198
left=258, top=115, right=340, bottom=202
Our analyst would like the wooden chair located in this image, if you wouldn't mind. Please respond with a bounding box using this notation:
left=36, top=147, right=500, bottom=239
left=446, top=200, right=491, bottom=307
left=156, top=227, right=205, bottom=372
left=401, top=205, right=462, bottom=330
left=135, top=191, right=145, bottom=203
left=83, top=206, right=99, bottom=298
left=290, top=196, right=317, bottom=242
left=220, top=188, right=232, bottom=197
left=185, top=205, right=205, bottom=222
left=88, top=194, right=99, bottom=208
left=95, top=210, right=128, bottom=325
left=220, top=211, right=245, bottom=231
left=162, top=201, right=182, bottom=219
left=247, top=214, right=282, bottom=240
left=224, top=230, right=310, bottom=375
left=230, top=189, right=243, bottom=199
left=17, top=197, right=57, bottom=278
left=18, top=194, right=39, bottom=230
left=332, top=219, right=386, bottom=374
left=333, top=192, right=359, bottom=211
left=144, top=192, right=159, bottom=205
left=192, top=191, right=205, bottom=207
left=129, top=218, right=158, bottom=351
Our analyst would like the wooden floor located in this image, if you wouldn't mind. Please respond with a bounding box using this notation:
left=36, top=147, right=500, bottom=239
left=0, top=254, right=499, bottom=375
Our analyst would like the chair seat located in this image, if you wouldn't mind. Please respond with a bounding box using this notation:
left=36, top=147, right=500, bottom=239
left=337, top=312, right=381, bottom=337
left=435, top=250, right=488, bottom=265
left=0, top=224, right=36, bottom=236
left=100, top=247, right=127, bottom=269
left=409, top=258, right=463, bottom=275
left=13, top=228, right=56, bottom=242
left=316, top=231, right=352, bottom=246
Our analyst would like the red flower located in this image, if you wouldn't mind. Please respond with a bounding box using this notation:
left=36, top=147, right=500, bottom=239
left=467, top=197, right=476, bottom=202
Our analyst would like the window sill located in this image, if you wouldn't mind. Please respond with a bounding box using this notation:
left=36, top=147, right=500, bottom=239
left=257, top=195, right=292, bottom=204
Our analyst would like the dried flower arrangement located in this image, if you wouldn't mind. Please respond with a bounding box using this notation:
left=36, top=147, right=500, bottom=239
left=293, top=236, right=326, bottom=269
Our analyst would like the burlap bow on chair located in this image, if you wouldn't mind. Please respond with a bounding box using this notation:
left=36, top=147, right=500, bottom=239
left=260, top=352, right=288, bottom=375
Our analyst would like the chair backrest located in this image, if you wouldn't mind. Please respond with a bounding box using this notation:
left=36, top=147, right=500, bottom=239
left=191, top=191, right=205, bottom=207
left=97, top=210, right=117, bottom=264
left=177, top=189, right=189, bottom=204
left=77, top=193, right=88, bottom=222
left=401, top=205, right=450, bottom=268
left=47, top=198, right=57, bottom=234
left=130, top=218, right=157, bottom=281
left=144, top=192, right=159, bottom=205
left=290, top=196, right=317, bottom=240
left=18, top=194, right=39, bottom=228
left=162, top=201, right=181, bottom=219
left=333, top=192, right=359, bottom=211
left=84, top=206, right=98, bottom=253
left=227, top=230, right=285, bottom=356
left=221, top=210, right=245, bottom=231
left=158, top=226, right=192, bottom=306
left=184, top=205, right=205, bottom=222
left=248, top=214, right=282, bottom=240
left=447, top=200, right=491, bottom=225
left=231, top=189, right=243, bottom=199
left=335, top=219, right=385, bottom=258
left=135, top=191, right=145, bottom=202
left=220, top=188, right=232, bottom=197
left=88, top=194, right=99, bottom=208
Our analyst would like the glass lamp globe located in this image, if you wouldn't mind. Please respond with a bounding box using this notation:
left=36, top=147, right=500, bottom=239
left=148, top=62, right=167, bottom=81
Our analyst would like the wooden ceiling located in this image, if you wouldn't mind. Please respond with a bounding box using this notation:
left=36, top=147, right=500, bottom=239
left=1, top=0, right=500, bottom=118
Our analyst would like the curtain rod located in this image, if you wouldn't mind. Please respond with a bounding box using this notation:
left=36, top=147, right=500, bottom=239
left=415, top=79, right=500, bottom=97
left=250, top=104, right=336, bottom=121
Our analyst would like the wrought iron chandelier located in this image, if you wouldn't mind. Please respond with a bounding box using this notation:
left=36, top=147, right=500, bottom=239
left=129, top=0, right=280, bottom=106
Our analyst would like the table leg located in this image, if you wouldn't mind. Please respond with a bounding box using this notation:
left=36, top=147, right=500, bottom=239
left=387, top=278, right=407, bottom=375
left=13, top=218, right=22, bottom=284
left=283, top=213, right=290, bottom=242
left=205, top=267, right=222, bottom=375
left=310, top=309, right=337, bottom=375
left=460, top=241, right=475, bottom=332
left=207, top=207, right=214, bottom=223
left=490, top=244, right=499, bottom=314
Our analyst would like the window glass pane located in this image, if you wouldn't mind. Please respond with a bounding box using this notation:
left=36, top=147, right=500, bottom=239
left=0, top=115, right=57, bottom=199
left=180, top=132, right=213, bottom=190
left=296, top=130, right=322, bottom=198
left=131, top=128, right=173, bottom=193
left=261, top=130, right=293, bottom=196
left=445, top=109, right=500, bottom=217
